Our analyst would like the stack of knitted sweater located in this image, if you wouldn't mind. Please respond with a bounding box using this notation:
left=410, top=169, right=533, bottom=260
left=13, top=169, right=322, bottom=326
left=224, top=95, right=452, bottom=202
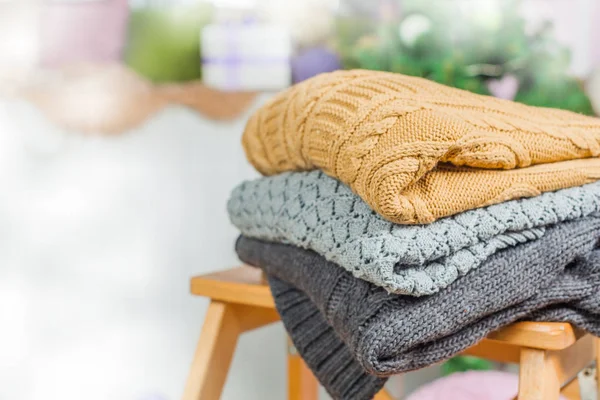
left=227, top=70, right=600, bottom=399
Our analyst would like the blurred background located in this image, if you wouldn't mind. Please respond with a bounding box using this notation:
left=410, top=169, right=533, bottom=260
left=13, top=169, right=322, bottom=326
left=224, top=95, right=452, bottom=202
left=1, top=0, right=599, bottom=399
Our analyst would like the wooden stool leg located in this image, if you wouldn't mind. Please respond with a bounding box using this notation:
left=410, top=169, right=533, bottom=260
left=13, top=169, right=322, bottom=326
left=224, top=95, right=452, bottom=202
left=560, top=377, right=580, bottom=400
left=287, top=339, right=319, bottom=400
left=182, top=300, right=243, bottom=400
left=518, top=348, right=561, bottom=400
left=374, top=388, right=395, bottom=400
left=596, top=337, right=600, bottom=395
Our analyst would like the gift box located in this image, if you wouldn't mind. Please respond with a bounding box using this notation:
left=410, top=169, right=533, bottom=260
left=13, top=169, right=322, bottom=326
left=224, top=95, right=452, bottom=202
left=201, top=21, right=291, bottom=91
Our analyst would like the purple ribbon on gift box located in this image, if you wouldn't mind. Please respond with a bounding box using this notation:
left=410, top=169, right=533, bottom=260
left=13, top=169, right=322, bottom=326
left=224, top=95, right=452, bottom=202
left=202, top=18, right=289, bottom=91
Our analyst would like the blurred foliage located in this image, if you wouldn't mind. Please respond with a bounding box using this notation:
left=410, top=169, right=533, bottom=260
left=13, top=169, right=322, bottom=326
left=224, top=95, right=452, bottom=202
left=335, top=0, right=594, bottom=114
left=126, top=3, right=213, bottom=83
left=441, top=356, right=494, bottom=376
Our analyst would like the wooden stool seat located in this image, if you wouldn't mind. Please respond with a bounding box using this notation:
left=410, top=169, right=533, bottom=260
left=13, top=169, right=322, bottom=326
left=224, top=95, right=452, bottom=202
left=190, top=266, right=274, bottom=308
left=183, top=266, right=600, bottom=400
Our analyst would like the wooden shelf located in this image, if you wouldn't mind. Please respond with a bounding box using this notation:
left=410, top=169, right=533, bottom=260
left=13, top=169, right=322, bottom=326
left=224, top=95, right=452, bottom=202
left=2, top=64, right=258, bottom=134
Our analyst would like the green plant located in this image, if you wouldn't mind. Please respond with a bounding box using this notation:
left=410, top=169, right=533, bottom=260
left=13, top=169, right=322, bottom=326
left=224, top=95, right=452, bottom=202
left=125, top=3, right=213, bottom=83
left=441, top=356, right=494, bottom=376
left=336, top=0, right=594, bottom=114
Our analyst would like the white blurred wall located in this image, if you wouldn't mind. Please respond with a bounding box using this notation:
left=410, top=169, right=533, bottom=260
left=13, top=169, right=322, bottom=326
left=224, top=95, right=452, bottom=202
left=0, top=95, right=291, bottom=400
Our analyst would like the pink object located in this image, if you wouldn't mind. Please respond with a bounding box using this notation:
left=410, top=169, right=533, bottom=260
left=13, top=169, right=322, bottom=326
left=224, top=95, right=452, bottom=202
left=406, top=371, right=568, bottom=400
left=487, top=75, right=519, bottom=100
left=39, top=0, right=129, bottom=68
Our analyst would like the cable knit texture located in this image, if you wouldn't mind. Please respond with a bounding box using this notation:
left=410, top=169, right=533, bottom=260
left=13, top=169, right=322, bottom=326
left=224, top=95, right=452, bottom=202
left=236, top=217, right=600, bottom=400
left=228, top=171, right=600, bottom=295
left=242, top=69, right=600, bottom=224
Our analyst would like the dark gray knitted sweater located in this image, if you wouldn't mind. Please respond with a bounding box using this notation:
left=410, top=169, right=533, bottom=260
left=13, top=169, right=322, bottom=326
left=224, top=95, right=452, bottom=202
left=235, top=217, right=600, bottom=400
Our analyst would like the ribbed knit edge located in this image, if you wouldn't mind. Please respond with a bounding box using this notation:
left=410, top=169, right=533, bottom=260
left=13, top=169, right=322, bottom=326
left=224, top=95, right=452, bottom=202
left=268, top=276, right=386, bottom=400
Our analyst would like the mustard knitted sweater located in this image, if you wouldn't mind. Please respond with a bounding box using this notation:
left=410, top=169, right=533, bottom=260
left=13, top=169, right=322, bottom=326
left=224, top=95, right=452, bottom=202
left=242, top=70, right=600, bottom=224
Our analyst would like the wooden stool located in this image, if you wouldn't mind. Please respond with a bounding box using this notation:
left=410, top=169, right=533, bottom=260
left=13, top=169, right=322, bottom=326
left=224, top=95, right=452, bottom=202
left=182, top=266, right=600, bottom=400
